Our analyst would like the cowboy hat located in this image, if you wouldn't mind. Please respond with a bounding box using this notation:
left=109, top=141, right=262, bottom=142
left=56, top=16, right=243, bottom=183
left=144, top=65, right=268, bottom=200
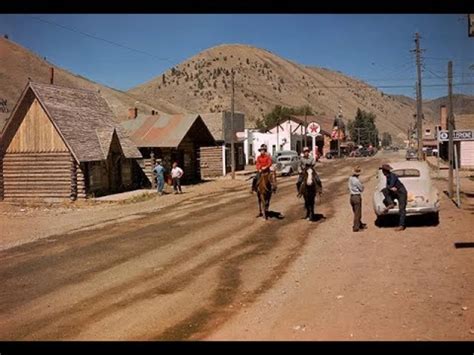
left=303, top=147, right=310, bottom=152
left=259, top=144, right=268, bottom=151
left=353, top=166, right=362, bottom=175
left=379, top=163, right=392, bottom=171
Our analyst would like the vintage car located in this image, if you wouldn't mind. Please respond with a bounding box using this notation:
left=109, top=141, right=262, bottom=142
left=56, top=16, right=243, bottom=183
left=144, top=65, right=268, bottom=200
left=276, top=154, right=300, bottom=176
left=406, top=149, right=418, bottom=160
left=373, top=161, right=440, bottom=223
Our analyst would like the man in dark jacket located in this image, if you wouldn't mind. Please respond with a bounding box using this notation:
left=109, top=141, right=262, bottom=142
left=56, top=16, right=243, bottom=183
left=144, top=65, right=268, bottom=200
left=380, top=163, right=407, bottom=231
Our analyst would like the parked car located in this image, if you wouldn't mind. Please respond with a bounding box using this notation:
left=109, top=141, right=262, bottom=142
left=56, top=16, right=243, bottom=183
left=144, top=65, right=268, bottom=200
left=276, top=154, right=300, bottom=176
left=325, top=149, right=339, bottom=159
left=406, top=149, right=417, bottom=160
left=275, top=150, right=298, bottom=159
left=373, top=161, right=440, bottom=224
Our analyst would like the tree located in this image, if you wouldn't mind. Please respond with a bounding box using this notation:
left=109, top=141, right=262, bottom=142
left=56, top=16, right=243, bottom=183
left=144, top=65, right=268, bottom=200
left=347, top=108, right=379, bottom=147
left=197, top=79, right=204, bottom=90
left=162, top=74, right=166, bottom=85
left=261, top=105, right=315, bottom=129
left=381, top=132, right=392, bottom=147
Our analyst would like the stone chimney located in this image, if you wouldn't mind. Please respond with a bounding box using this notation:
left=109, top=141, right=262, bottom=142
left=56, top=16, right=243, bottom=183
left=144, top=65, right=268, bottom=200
left=128, top=107, right=138, bottom=119
left=440, top=105, right=447, bottom=130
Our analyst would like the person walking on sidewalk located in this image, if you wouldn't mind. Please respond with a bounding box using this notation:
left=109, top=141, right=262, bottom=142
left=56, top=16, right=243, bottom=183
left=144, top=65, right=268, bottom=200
left=171, top=162, right=184, bottom=194
left=153, top=159, right=166, bottom=195
left=348, top=166, right=367, bottom=232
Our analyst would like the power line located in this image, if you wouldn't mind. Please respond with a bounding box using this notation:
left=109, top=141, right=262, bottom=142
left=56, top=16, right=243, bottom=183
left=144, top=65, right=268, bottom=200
left=29, top=15, right=174, bottom=64
left=234, top=81, right=474, bottom=90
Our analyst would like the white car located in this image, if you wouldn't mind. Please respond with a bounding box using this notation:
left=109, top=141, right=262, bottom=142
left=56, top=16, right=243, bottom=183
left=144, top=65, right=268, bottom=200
left=373, top=161, right=440, bottom=223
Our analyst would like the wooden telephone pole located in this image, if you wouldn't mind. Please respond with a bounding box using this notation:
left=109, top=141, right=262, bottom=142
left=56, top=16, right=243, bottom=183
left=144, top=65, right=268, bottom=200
left=414, top=33, right=424, bottom=160
left=448, top=61, right=454, bottom=198
left=231, top=70, right=235, bottom=180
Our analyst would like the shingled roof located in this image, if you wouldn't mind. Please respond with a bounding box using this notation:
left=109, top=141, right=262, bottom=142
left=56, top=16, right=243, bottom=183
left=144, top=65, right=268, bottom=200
left=3, top=82, right=141, bottom=162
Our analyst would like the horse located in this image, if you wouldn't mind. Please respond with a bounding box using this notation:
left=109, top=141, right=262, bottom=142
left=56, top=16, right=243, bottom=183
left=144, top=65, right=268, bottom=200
left=298, top=166, right=322, bottom=221
left=256, top=169, right=277, bottom=220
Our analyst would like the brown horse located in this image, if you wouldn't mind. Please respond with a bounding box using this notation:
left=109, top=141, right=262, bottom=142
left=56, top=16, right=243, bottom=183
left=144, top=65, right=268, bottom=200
left=256, top=170, right=277, bottom=219
left=298, top=166, right=322, bottom=221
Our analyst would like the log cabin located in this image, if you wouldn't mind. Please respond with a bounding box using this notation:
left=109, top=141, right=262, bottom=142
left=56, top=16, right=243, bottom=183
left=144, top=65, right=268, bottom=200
left=121, top=113, right=216, bottom=186
left=0, top=82, right=142, bottom=201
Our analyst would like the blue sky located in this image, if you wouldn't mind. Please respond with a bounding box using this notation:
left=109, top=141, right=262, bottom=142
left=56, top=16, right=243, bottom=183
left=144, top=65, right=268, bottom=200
left=1, top=14, right=473, bottom=99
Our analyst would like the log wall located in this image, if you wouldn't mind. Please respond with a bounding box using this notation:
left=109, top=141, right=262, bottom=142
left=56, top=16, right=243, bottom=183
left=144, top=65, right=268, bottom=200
left=2, top=152, right=73, bottom=200
left=200, top=146, right=224, bottom=178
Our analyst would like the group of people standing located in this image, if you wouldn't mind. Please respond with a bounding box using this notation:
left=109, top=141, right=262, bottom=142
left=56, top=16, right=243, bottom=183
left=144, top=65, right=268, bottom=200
left=153, top=160, right=184, bottom=195
left=348, top=163, right=407, bottom=232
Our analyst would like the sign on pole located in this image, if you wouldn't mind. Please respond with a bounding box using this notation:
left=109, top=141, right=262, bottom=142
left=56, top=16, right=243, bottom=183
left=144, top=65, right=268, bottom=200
left=307, top=122, right=321, bottom=159
left=438, top=129, right=474, bottom=142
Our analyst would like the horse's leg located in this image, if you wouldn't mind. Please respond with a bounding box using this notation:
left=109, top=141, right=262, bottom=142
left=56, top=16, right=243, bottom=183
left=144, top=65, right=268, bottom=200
left=265, top=191, right=272, bottom=219
left=310, top=193, right=315, bottom=221
left=257, top=193, right=263, bottom=217
left=304, top=196, right=310, bottom=219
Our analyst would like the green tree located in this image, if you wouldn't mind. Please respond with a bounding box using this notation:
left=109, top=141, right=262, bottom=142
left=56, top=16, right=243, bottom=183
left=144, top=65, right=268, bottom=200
left=197, top=79, right=204, bottom=90
left=261, top=105, right=314, bottom=129
left=381, top=132, right=392, bottom=147
left=347, top=108, right=379, bottom=147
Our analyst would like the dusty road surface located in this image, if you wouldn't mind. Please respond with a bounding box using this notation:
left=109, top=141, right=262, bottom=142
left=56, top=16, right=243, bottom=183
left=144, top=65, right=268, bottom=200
left=0, top=152, right=473, bottom=340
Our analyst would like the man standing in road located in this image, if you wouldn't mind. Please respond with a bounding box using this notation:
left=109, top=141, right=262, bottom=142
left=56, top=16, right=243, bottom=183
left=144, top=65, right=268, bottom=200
left=251, top=144, right=273, bottom=193
left=348, top=166, right=367, bottom=232
left=296, top=147, right=315, bottom=194
left=380, top=163, right=408, bottom=231
left=171, top=162, right=184, bottom=194
left=153, top=159, right=166, bottom=195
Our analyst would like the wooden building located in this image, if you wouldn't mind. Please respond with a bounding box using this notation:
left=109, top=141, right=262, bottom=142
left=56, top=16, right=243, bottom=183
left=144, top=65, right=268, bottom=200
left=199, top=111, right=246, bottom=178
left=121, top=113, right=216, bottom=185
left=0, top=82, right=142, bottom=201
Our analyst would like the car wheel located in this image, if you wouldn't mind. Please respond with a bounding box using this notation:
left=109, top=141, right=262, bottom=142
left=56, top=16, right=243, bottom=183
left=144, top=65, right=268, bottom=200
left=429, top=212, right=439, bottom=226
left=289, top=167, right=293, bottom=176
left=375, top=215, right=386, bottom=227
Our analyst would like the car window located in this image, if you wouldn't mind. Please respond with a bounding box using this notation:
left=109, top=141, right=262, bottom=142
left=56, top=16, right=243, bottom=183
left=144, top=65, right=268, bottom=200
left=393, top=169, right=420, bottom=178
left=278, top=157, right=291, bottom=162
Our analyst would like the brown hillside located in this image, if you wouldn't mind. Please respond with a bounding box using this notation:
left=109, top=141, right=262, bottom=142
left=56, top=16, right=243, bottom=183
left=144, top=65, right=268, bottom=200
left=0, top=37, right=185, bottom=133
left=128, top=44, right=420, bottom=141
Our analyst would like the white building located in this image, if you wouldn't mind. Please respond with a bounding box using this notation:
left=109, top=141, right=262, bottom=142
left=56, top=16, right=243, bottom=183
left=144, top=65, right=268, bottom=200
left=244, top=116, right=334, bottom=164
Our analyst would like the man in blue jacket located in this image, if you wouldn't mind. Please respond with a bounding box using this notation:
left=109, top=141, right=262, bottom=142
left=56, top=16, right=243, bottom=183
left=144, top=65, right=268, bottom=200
left=153, top=159, right=166, bottom=195
left=380, top=164, right=407, bottom=231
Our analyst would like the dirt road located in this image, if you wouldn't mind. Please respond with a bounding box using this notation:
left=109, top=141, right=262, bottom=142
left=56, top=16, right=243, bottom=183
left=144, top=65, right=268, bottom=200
left=0, top=152, right=473, bottom=340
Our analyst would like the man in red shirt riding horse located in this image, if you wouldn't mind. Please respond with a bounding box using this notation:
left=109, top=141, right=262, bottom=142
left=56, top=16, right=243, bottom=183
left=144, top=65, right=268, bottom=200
left=251, top=144, right=273, bottom=193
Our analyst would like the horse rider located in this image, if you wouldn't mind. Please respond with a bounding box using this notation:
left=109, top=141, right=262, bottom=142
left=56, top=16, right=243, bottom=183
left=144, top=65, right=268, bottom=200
left=296, top=146, right=316, bottom=194
left=252, top=144, right=273, bottom=193
left=380, top=163, right=407, bottom=231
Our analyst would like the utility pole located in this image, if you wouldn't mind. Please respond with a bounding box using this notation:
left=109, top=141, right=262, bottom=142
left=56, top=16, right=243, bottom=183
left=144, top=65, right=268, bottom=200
left=414, top=33, right=424, bottom=160
left=448, top=61, right=454, bottom=198
left=231, top=70, right=235, bottom=180
left=304, top=107, right=308, bottom=149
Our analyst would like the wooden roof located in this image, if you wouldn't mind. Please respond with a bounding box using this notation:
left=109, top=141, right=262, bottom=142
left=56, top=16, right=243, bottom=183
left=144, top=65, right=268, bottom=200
left=1, top=82, right=142, bottom=162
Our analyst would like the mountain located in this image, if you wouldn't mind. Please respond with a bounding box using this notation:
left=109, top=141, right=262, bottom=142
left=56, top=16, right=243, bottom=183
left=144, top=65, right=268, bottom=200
left=128, top=44, right=421, bottom=141
left=425, top=94, right=474, bottom=117
left=0, top=37, right=185, bottom=133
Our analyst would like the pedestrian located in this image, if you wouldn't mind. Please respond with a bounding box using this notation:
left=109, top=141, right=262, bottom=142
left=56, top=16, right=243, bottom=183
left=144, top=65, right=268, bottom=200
left=380, top=163, right=407, bottom=231
left=296, top=147, right=315, bottom=194
left=171, top=162, right=184, bottom=194
left=348, top=166, right=367, bottom=232
left=251, top=144, right=273, bottom=193
left=153, top=159, right=166, bottom=195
